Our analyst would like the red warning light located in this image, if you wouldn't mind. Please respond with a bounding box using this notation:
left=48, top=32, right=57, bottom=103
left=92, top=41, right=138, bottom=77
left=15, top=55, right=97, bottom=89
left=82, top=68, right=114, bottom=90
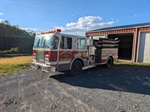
left=41, top=29, right=61, bottom=34
left=56, top=29, right=61, bottom=32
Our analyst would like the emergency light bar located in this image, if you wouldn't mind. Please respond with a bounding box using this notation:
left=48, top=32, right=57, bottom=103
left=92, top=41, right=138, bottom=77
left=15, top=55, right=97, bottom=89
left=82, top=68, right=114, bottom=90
left=41, top=29, right=61, bottom=34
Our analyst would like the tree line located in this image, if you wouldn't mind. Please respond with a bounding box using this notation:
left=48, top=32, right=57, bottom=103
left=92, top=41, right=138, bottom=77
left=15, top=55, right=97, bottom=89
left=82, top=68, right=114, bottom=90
left=0, top=20, right=35, bottom=54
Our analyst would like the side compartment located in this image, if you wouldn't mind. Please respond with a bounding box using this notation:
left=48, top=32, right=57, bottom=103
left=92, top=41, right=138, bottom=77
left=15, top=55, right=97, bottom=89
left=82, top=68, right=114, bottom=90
left=87, top=38, right=119, bottom=65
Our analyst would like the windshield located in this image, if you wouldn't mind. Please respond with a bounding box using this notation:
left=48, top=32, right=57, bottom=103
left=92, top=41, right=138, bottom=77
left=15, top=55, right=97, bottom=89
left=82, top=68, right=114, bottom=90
left=33, top=34, right=59, bottom=49
left=33, top=35, right=43, bottom=48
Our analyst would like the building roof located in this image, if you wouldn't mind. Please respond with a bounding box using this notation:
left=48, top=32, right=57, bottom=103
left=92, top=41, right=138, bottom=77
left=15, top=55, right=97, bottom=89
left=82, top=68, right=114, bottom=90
left=87, top=22, right=150, bottom=32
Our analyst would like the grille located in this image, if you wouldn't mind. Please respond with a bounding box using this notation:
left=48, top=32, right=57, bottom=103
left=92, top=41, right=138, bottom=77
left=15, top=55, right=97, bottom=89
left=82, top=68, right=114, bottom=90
left=36, top=50, right=45, bottom=63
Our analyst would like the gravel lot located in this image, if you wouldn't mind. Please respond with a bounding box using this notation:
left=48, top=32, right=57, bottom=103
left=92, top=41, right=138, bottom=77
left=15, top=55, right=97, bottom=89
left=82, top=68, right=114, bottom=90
left=0, top=64, right=150, bottom=112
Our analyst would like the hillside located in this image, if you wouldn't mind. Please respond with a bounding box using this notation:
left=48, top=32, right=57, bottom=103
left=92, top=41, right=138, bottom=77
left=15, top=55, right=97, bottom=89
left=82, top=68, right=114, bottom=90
left=0, top=21, right=35, bottom=53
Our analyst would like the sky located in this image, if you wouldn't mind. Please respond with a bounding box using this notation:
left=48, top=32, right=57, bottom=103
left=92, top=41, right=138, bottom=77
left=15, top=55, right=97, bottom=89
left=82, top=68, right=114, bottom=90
left=0, top=0, right=150, bottom=35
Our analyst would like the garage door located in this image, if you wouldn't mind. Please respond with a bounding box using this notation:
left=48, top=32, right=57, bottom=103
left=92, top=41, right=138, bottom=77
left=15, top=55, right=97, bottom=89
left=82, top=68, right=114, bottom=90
left=138, top=32, right=150, bottom=63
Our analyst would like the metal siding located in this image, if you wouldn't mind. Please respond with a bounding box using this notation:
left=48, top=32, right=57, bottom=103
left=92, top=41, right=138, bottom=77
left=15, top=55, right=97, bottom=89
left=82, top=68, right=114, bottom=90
left=87, top=22, right=150, bottom=32
left=86, top=28, right=136, bottom=36
left=138, top=32, right=150, bottom=63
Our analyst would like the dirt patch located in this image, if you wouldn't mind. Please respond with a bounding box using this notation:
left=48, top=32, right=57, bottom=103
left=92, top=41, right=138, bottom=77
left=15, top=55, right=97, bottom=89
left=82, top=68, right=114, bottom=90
left=0, top=65, right=150, bottom=112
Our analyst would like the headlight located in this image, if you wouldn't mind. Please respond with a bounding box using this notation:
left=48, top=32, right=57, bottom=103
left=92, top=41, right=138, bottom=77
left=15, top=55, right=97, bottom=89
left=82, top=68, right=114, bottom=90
left=45, top=57, right=50, bottom=62
left=33, top=56, right=36, bottom=61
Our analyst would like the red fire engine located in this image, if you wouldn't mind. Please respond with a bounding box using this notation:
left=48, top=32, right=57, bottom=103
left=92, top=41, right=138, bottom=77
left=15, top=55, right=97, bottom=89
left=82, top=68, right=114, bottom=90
left=31, top=29, right=119, bottom=75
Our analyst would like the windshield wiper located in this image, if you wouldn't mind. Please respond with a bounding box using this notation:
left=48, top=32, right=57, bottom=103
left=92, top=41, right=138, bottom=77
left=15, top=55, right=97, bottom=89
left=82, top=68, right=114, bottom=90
left=35, top=39, right=40, bottom=48
left=42, top=45, right=49, bottom=48
left=42, top=39, right=49, bottom=48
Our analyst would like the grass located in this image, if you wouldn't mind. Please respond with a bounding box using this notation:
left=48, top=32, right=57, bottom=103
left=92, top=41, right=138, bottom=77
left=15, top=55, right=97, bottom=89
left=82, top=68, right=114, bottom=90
left=0, top=56, right=149, bottom=75
left=0, top=56, right=32, bottom=74
left=114, top=60, right=150, bottom=67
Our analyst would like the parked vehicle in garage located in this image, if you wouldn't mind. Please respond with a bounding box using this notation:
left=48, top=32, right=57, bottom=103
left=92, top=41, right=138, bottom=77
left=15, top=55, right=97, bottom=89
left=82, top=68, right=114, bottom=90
left=31, top=29, right=119, bottom=75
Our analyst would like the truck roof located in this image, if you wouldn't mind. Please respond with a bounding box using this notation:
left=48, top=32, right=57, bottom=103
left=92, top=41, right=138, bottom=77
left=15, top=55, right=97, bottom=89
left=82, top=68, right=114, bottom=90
left=37, top=32, right=86, bottom=38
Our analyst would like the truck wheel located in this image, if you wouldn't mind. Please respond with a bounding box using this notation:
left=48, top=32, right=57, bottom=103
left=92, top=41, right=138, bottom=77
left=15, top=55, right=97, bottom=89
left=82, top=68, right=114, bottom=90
left=105, top=57, right=113, bottom=68
left=69, top=60, right=82, bottom=75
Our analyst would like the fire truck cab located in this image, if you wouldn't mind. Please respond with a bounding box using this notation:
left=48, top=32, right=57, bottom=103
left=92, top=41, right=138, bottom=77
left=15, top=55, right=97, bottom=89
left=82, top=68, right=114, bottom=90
left=31, top=29, right=119, bottom=75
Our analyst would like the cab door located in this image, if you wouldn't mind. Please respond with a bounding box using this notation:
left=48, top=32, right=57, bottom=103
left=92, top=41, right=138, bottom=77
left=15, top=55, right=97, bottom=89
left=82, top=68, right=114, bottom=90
left=58, top=36, right=73, bottom=71
left=47, top=35, right=59, bottom=67
left=77, top=38, right=87, bottom=59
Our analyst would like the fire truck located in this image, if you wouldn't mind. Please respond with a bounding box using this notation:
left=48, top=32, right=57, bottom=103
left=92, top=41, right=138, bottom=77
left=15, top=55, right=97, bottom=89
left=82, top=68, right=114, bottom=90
left=31, top=29, right=119, bottom=75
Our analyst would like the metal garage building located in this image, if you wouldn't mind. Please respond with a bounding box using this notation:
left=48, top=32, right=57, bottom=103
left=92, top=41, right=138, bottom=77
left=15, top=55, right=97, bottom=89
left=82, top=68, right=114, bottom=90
left=86, top=22, right=150, bottom=63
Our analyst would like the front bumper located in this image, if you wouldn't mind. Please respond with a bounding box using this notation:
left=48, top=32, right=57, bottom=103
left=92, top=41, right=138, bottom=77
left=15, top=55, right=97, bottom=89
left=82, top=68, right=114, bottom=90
left=31, top=62, right=56, bottom=73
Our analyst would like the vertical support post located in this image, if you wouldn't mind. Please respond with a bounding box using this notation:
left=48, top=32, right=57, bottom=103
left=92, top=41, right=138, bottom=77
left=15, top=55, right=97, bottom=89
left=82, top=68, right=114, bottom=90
left=132, top=28, right=138, bottom=62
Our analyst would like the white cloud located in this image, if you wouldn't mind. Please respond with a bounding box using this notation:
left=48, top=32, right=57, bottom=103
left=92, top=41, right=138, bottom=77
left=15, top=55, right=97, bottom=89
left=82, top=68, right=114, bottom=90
left=21, top=27, right=41, bottom=34
left=54, top=16, right=115, bottom=36
left=20, top=16, right=116, bottom=36
left=131, top=14, right=138, bottom=18
left=0, top=19, right=4, bottom=23
left=0, top=12, right=4, bottom=16
left=127, top=14, right=138, bottom=19
left=0, top=12, right=5, bottom=23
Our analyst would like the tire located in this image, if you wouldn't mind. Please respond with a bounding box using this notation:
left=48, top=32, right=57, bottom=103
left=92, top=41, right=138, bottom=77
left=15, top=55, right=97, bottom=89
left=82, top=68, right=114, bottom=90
left=68, top=60, right=82, bottom=76
left=105, top=57, right=113, bottom=68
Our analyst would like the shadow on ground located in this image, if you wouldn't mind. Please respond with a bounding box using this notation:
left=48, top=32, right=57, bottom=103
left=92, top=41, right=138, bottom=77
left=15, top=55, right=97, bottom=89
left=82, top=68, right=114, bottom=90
left=51, top=65, right=150, bottom=95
